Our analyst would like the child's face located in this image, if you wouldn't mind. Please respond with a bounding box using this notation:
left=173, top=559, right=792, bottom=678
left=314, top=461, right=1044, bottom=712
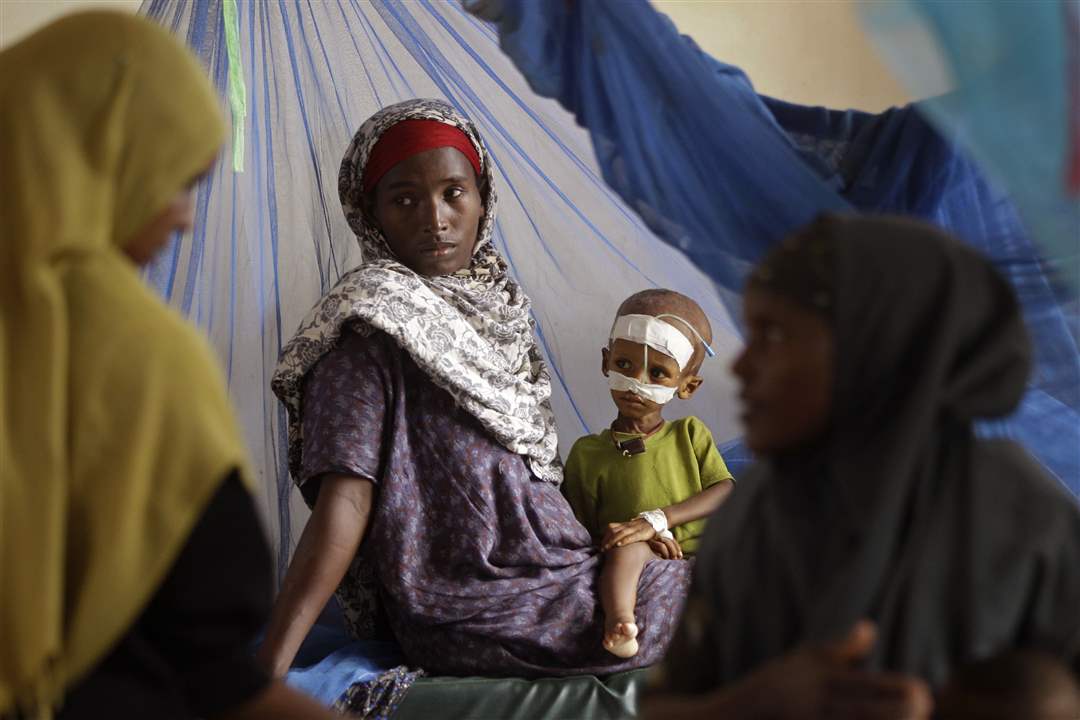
left=602, top=337, right=700, bottom=419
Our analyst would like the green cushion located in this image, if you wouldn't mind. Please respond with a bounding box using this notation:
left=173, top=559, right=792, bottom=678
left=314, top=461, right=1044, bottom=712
left=392, top=669, right=648, bottom=720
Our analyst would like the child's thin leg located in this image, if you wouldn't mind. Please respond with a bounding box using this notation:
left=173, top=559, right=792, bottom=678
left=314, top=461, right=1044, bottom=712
left=600, top=541, right=656, bottom=658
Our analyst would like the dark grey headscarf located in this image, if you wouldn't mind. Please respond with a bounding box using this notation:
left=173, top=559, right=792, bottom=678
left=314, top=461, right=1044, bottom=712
left=664, top=214, right=1080, bottom=692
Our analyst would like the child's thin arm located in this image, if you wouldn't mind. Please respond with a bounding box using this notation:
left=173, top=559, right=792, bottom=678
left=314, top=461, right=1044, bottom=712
left=662, top=480, right=732, bottom=528
left=601, top=480, right=733, bottom=552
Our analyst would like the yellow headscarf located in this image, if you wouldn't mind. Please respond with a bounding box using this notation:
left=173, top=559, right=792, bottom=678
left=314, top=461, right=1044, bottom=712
left=0, top=11, right=253, bottom=715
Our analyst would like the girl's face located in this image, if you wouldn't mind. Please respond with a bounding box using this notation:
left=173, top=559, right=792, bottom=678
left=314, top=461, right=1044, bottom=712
left=732, top=287, right=834, bottom=455
left=123, top=187, right=196, bottom=266
left=369, top=146, right=484, bottom=277
left=124, top=164, right=211, bottom=267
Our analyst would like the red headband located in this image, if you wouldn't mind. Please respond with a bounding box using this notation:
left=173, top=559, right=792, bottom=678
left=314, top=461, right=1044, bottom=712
left=362, top=119, right=483, bottom=193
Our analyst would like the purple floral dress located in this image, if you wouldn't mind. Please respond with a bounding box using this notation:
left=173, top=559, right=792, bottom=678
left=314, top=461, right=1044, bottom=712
left=300, top=328, right=691, bottom=677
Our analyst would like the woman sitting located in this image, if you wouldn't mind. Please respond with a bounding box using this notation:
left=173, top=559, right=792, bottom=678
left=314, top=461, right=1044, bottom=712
left=644, top=214, right=1080, bottom=719
left=258, top=99, right=691, bottom=678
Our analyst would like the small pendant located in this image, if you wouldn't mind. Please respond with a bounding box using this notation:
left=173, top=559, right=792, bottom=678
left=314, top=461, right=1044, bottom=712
left=617, top=437, right=647, bottom=457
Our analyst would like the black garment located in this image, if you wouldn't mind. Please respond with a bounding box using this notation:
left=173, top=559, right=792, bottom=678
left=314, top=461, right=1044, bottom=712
left=663, top=215, right=1080, bottom=692
left=58, top=474, right=272, bottom=719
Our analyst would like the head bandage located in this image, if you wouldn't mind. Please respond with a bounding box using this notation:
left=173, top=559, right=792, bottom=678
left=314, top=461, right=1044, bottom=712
left=608, top=313, right=715, bottom=371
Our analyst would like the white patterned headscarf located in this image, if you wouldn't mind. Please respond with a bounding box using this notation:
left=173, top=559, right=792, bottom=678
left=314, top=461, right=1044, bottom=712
left=273, top=99, right=562, bottom=484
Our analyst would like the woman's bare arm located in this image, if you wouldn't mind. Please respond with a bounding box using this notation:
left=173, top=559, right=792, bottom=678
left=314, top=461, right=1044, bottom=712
left=255, top=474, right=375, bottom=677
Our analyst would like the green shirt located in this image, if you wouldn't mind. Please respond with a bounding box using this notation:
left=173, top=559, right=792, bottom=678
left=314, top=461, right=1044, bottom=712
left=562, top=416, right=733, bottom=554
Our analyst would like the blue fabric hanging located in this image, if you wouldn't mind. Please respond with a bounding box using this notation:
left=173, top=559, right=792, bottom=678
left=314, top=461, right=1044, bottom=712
left=482, top=0, right=1080, bottom=494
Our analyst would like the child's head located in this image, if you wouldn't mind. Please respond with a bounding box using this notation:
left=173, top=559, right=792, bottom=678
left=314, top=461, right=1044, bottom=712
left=603, top=289, right=713, bottom=421
left=938, top=651, right=1080, bottom=720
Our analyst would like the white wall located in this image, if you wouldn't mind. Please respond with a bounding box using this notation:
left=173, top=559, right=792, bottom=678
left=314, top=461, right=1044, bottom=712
left=658, top=0, right=909, bottom=111
left=2, top=0, right=907, bottom=111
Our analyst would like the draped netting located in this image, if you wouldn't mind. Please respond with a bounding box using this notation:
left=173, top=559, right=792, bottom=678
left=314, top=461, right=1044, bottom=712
left=140, top=0, right=1079, bottom=576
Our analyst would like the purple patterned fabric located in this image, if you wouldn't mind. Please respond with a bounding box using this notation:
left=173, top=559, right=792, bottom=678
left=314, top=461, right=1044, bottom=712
left=300, top=328, right=691, bottom=677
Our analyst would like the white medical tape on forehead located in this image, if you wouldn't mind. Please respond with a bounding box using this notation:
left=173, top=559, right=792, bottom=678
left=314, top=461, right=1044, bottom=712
left=608, top=371, right=678, bottom=405
left=655, top=313, right=716, bottom=359
left=609, top=314, right=696, bottom=370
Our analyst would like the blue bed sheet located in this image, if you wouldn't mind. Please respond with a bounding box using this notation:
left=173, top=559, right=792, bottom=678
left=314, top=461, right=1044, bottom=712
left=286, top=624, right=405, bottom=706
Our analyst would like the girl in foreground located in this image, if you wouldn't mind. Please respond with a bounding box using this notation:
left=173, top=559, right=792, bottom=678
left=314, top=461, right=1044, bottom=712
left=645, top=214, right=1080, bottom=719
left=0, top=13, right=337, bottom=719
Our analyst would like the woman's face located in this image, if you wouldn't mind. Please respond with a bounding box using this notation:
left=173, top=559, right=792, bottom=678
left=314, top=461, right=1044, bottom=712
left=732, top=287, right=834, bottom=455
left=370, top=146, right=484, bottom=277
left=123, top=188, right=196, bottom=266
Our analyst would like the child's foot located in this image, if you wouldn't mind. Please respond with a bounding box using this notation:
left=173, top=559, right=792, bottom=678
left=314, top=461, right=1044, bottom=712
left=603, top=615, right=639, bottom=658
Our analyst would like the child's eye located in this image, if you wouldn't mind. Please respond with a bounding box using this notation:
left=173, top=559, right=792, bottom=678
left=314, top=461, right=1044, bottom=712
left=615, top=359, right=631, bottom=370
left=446, top=187, right=465, bottom=200
left=650, top=367, right=669, bottom=380
left=394, top=196, right=415, bottom=207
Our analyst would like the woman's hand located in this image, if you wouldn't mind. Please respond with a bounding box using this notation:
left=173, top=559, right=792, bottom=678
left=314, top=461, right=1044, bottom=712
left=601, top=517, right=656, bottom=551
left=647, top=536, right=683, bottom=560
left=738, top=621, right=933, bottom=719
left=642, top=621, right=933, bottom=720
